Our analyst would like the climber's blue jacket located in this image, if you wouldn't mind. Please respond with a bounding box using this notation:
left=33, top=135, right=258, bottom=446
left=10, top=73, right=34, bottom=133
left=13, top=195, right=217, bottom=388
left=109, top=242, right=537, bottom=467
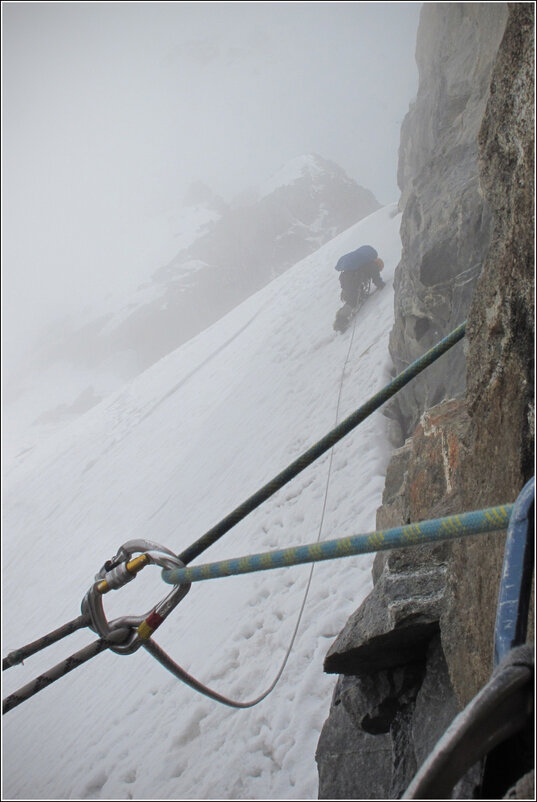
left=335, top=245, right=378, bottom=272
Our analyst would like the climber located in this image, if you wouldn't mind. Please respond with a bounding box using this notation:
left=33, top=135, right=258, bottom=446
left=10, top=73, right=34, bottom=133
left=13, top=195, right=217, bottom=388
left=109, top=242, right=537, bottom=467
left=333, top=245, right=385, bottom=332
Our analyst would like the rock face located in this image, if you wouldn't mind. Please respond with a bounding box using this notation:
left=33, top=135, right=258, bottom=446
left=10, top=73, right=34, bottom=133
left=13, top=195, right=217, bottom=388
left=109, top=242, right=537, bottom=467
left=317, top=5, right=534, bottom=799
left=317, top=400, right=470, bottom=799
left=441, top=0, right=535, bottom=709
left=388, top=3, right=509, bottom=440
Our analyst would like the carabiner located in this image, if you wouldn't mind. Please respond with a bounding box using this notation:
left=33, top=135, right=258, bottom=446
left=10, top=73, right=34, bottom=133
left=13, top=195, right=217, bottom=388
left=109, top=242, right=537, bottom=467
left=82, top=540, right=191, bottom=655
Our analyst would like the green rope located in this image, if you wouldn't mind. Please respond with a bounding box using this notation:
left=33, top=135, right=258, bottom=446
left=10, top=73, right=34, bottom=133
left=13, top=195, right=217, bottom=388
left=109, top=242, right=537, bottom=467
left=178, top=321, right=467, bottom=566
left=164, top=504, right=512, bottom=584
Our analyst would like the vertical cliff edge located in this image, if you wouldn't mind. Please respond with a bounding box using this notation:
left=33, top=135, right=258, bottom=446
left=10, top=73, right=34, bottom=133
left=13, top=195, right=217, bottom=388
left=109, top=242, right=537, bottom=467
left=316, top=4, right=534, bottom=799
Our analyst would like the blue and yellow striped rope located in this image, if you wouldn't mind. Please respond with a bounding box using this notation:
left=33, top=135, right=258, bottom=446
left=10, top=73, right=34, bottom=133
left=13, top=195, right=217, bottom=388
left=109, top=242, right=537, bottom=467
left=164, top=504, right=512, bottom=585
left=178, top=322, right=467, bottom=566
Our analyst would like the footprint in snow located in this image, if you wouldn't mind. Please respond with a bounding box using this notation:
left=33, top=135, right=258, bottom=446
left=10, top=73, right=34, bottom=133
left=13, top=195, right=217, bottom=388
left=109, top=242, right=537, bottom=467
left=312, top=334, right=339, bottom=351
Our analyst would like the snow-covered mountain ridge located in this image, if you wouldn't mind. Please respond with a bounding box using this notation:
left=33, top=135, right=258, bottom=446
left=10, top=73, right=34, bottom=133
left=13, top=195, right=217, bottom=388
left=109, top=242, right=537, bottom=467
left=4, top=155, right=379, bottom=467
left=4, top=203, right=400, bottom=800
left=85, top=154, right=379, bottom=369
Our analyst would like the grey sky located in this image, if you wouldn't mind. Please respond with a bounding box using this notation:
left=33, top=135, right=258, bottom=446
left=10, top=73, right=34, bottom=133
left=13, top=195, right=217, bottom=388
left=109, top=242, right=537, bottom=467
left=2, top=2, right=421, bottom=368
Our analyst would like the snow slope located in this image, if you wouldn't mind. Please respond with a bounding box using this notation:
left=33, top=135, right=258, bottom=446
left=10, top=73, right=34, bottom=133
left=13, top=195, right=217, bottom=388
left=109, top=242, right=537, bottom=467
left=2, top=200, right=220, bottom=466
left=259, top=154, right=327, bottom=198
left=3, top=204, right=402, bottom=800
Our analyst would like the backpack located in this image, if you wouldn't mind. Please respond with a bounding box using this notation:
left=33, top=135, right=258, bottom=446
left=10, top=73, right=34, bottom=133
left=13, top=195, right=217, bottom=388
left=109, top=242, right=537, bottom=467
left=335, top=245, right=378, bottom=272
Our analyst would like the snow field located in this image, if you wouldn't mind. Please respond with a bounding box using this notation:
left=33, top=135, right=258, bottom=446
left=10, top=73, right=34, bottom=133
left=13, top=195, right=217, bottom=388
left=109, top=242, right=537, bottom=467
left=3, top=204, right=401, bottom=799
left=2, top=202, right=219, bottom=467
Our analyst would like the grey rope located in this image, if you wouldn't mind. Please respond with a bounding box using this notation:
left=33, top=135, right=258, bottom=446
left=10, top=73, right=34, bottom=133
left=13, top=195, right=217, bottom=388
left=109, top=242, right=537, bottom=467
left=143, top=307, right=363, bottom=708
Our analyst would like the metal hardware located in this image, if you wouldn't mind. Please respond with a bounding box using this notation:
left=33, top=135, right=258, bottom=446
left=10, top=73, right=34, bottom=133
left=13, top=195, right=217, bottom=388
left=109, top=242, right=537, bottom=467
left=82, top=540, right=191, bottom=655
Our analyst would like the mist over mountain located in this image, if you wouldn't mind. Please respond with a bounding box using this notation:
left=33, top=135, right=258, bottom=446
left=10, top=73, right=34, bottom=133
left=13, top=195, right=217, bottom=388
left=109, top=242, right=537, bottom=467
left=50, top=154, right=378, bottom=371
left=3, top=203, right=400, bottom=800
left=5, top=155, right=380, bottom=454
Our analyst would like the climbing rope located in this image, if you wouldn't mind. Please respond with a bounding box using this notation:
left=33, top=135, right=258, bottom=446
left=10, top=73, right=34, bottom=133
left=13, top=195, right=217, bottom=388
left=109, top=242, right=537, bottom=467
left=178, top=321, right=467, bottom=566
left=2, top=615, right=88, bottom=670
left=3, top=640, right=107, bottom=714
left=271, top=284, right=366, bottom=679
left=136, top=306, right=365, bottom=709
left=3, top=541, right=191, bottom=714
left=162, top=505, right=514, bottom=585
left=3, top=319, right=471, bottom=714
left=2, top=505, right=514, bottom=714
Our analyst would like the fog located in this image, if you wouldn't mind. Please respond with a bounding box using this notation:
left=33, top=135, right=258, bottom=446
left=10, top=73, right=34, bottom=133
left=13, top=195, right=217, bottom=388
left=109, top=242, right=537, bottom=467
left=2, top=2, right=421, bottom=374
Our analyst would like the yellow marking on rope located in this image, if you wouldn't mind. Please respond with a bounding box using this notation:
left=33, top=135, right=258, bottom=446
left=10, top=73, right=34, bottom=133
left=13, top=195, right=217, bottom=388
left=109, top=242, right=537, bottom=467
left=447, top=515, right=462, bottom=533
left=441, top=517, right=459, bottom=534
left=137, top=621, right=154, bottom=640
left=336, top=538, right=352, bottom=555
left=486, top=507, right=508, bottom=527
left=403, top=523, right=422, bottom=543
left=309, top=544, right=323, bottom=560
left=202, top=564, right=213, bottom=579
left=368, top=531, right=385, bottom=549
left=260, top=553, right=273, bottom=568
left=239, top=557, right=250, bottom=572
left=96, top=580, right=108, bottom=594
left=283, top=549, right=296, bottom=565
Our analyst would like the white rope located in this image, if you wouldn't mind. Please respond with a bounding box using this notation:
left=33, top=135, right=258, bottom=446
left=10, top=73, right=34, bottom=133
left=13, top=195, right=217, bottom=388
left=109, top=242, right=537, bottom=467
left=143, top=295, right=364, bottom=707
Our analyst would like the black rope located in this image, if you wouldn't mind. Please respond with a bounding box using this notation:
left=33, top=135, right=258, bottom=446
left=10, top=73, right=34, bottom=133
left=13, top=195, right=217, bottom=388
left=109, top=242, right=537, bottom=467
left=3, top=639, right=107, bottom=714
left=2, top=321, right=466, bottom=715
left=3, top=615, right=89, bottom=670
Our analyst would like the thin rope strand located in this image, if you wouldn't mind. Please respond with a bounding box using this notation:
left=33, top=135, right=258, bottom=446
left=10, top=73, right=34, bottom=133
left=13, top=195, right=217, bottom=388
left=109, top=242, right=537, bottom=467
left=3, top=616, right=89, bottom=671
left=3, top=639, right=107, bottom=714
left=147, top=295, right=363, bottom=707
